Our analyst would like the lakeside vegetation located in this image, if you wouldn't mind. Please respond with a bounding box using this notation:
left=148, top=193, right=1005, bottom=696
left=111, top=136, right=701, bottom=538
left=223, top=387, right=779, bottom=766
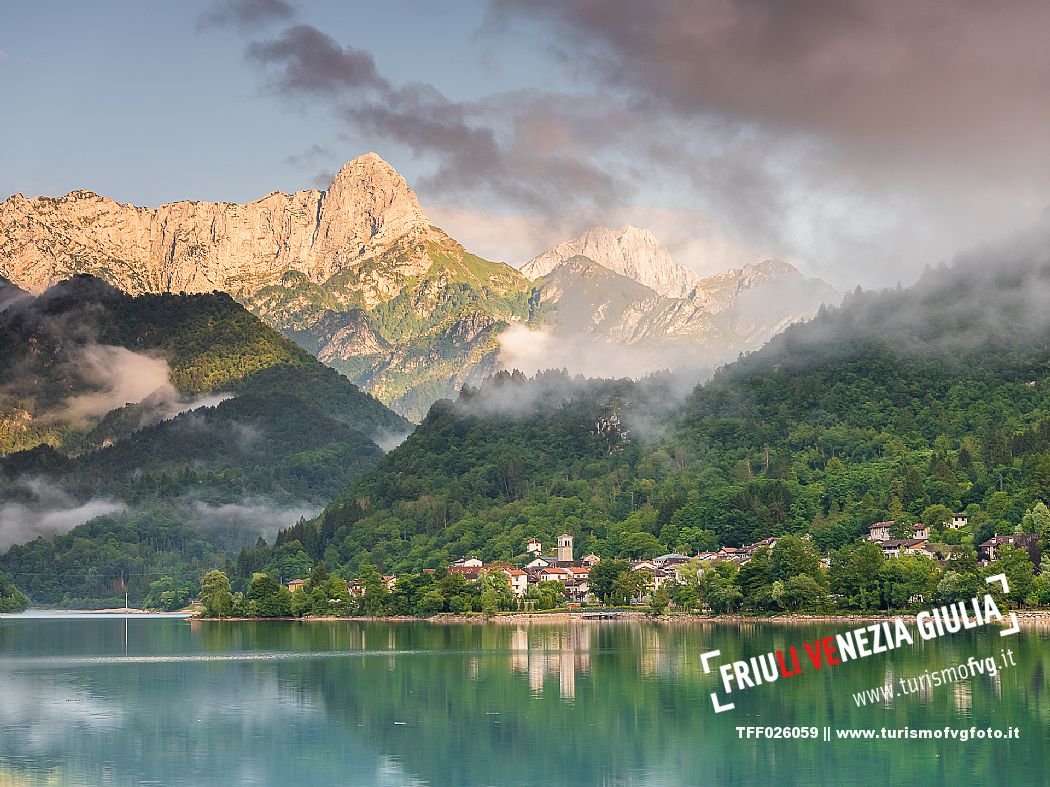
left=202, top=253, right=1050, bottom=617
left=191, top=525, right=1048, bottom=620
left=10, top=242, right=1050, bottom=615
left=0, top=573, right=29, bottom=613
left=0, top=278, right=409, bottom=609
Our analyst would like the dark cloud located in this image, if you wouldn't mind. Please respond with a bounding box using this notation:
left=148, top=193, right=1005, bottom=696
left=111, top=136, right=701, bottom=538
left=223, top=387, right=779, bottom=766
left=228, top=4, right=1050, bottom=286
left=488, top=0, right=1050, bottom=158
left=245, top=24, right=627, bottom=213
left=485, top=1, right=1050, bottom=260
left=310, top=170, right=335, bottom=189
left=246, top=25, right=389, bottom=93
left=197, top=0, right=296, bottom=31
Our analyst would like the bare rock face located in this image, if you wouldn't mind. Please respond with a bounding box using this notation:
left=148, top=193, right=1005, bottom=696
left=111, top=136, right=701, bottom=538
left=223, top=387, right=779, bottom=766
left=0, top=153, right=431, bottom=301
left=522, top=225, right=702, bottom=298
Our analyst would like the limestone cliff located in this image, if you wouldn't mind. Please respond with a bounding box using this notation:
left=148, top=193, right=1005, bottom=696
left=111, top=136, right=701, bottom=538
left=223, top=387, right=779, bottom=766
left=0, top=154, right=534, bottom=421
left=0, top=157, right=836, bottom=420
left=0, top=153, right=432, bottom=304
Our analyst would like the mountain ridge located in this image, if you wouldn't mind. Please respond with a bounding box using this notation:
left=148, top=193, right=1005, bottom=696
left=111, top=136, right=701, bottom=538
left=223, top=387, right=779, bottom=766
left=522, top=225, right=703, bottom=298
left=0, top=153, right=436, bottom=299
left=0, top=155, right=837, bottom=419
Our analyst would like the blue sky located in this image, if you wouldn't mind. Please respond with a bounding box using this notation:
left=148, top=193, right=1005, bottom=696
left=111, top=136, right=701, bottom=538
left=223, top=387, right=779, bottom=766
left=3, top=1, right=1050, bottom=286
left=0, top=1, right=545, bottom=203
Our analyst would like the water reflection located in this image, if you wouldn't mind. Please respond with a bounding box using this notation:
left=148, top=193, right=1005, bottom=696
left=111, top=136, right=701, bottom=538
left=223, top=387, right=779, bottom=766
left=0, top=617, right=1047, bottom=786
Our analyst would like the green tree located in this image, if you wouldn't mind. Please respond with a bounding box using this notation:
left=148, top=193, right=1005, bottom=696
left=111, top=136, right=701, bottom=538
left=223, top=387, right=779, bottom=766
left=418, top=589, right=446, bottom=616
left=527, top=580, right=566, bottom=610
left=934, top=570, right=983, bottom=605
left=356, top=563, right=389, bottom=616
left=0, top=574, right=29, bottom=613
left=1022, top=502, right=1050, bottom=555
left=479, top=570, right=514, bottom=614
left=678, top=527, right=718, bottom=554
left=612, top=570, right=650, bottom=606
left=144, top=576, right=193, bottom=612
left=199, top=570, right=233, bottom=618
left=879, top=555, right=939, bottom=609
left=621, top=531, right=663, bottom=559
left=648, top=585, right=670, bottom=616
left=770, top=535, right=824, bottom=585
left=310, top=561, right=330, bottom=585
left=700, top=562, right=742, bottom=613
left=921, top=504, right=953, bottom=530
left=991, top=545, right=1034, bottom=607
left=589, top=559, right=630, bottom=605
left=829, top=542, right=883, bottom=610
left=289, top=586, right=311, bottom=617
left=247, top=572, right=288, bottom=617
left=781, top=574, right=827, bottom=611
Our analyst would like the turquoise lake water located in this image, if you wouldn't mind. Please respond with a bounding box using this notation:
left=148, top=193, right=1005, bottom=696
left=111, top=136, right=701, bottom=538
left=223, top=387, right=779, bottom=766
left=0, top=614, right=1046, bottom=786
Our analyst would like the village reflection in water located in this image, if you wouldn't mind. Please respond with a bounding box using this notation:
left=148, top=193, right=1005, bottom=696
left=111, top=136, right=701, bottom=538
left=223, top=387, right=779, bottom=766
left=2, top=617, right=1049, bottom=787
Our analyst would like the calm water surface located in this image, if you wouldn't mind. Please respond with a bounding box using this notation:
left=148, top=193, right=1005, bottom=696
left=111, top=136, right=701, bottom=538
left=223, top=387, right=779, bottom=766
left=0, top=614, right=1047, bottom=786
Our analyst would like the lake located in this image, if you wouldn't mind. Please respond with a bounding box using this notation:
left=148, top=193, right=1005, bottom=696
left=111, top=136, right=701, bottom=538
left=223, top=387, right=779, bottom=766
left=0, top=614, right=1045, bottom=786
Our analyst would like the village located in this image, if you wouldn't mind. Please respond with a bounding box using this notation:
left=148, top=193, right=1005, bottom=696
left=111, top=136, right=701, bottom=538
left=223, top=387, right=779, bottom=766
left=283, top=516, right=1041, bottom=609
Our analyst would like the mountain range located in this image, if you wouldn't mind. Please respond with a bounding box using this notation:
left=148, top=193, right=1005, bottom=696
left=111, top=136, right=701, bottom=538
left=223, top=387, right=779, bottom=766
left=0, top=276, right=410, bottom=602
left=271, top=222, right=1050, bottom=577
left=4, top=210, right=1050, bottom=606
left=0, top=155, right=837, bottom=420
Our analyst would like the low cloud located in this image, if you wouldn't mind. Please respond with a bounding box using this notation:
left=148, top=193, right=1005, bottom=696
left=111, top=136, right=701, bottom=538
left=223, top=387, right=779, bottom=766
left=497, top=323, right=712, bottom=384
left=0, top=281, right=28, bottom=312
left=156, top=393, right=232, bottom=421
left=54, top=344, right=175, bottom=426
left=428, top=204, right=773, bottom=274
left=373, top=428, right=412, bottom=453
left=0, top=478, right=124, bottom=550
left=0, top=477, right=320, bottom=552
left=190, top=500, right=320, bottom=541
left=284, top=143, right=330, bottom=168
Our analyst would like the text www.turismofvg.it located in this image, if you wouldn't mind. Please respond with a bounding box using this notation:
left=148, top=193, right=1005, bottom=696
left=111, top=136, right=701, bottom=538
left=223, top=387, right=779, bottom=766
left=852, top=648, right=1016, bottom=707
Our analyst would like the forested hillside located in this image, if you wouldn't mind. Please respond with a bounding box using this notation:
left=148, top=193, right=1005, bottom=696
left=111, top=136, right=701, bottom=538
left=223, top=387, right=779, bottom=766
left=8, top=228, right=1050, bottom=612
left=0, top=277, right=410, bottom=607
left=267, top=227, right=1050, bottom=585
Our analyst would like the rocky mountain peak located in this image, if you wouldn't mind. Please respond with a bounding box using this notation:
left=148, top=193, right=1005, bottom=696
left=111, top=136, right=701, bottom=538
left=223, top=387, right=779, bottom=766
left=311, top=152, right=431, bottom=278
left=737, top=259, right=801, bottom=290
left=521, top=225, right=702, bottom=298
left=0, top=152, right=437, bottom=297
left=326, top=153, right=427, bottom=233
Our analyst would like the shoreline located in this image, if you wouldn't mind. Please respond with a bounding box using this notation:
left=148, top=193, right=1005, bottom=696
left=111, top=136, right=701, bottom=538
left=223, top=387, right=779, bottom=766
left=186, top=608, right=1050, bottom=625
left=8, top=608, right=194, bottom=617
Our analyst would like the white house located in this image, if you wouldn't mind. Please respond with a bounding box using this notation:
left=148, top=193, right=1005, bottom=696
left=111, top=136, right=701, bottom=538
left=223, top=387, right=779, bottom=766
left=539, top=567, right=571, bottom=583
left=503, top=569, right=529, bottom=597
left=868, top=522, right=893, bottom=542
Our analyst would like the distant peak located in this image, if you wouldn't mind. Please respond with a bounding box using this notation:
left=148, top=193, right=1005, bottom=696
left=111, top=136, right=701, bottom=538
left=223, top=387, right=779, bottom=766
left=523, top=225, right=700, bottom=298
left=743, top=258, right=798, bottom=274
